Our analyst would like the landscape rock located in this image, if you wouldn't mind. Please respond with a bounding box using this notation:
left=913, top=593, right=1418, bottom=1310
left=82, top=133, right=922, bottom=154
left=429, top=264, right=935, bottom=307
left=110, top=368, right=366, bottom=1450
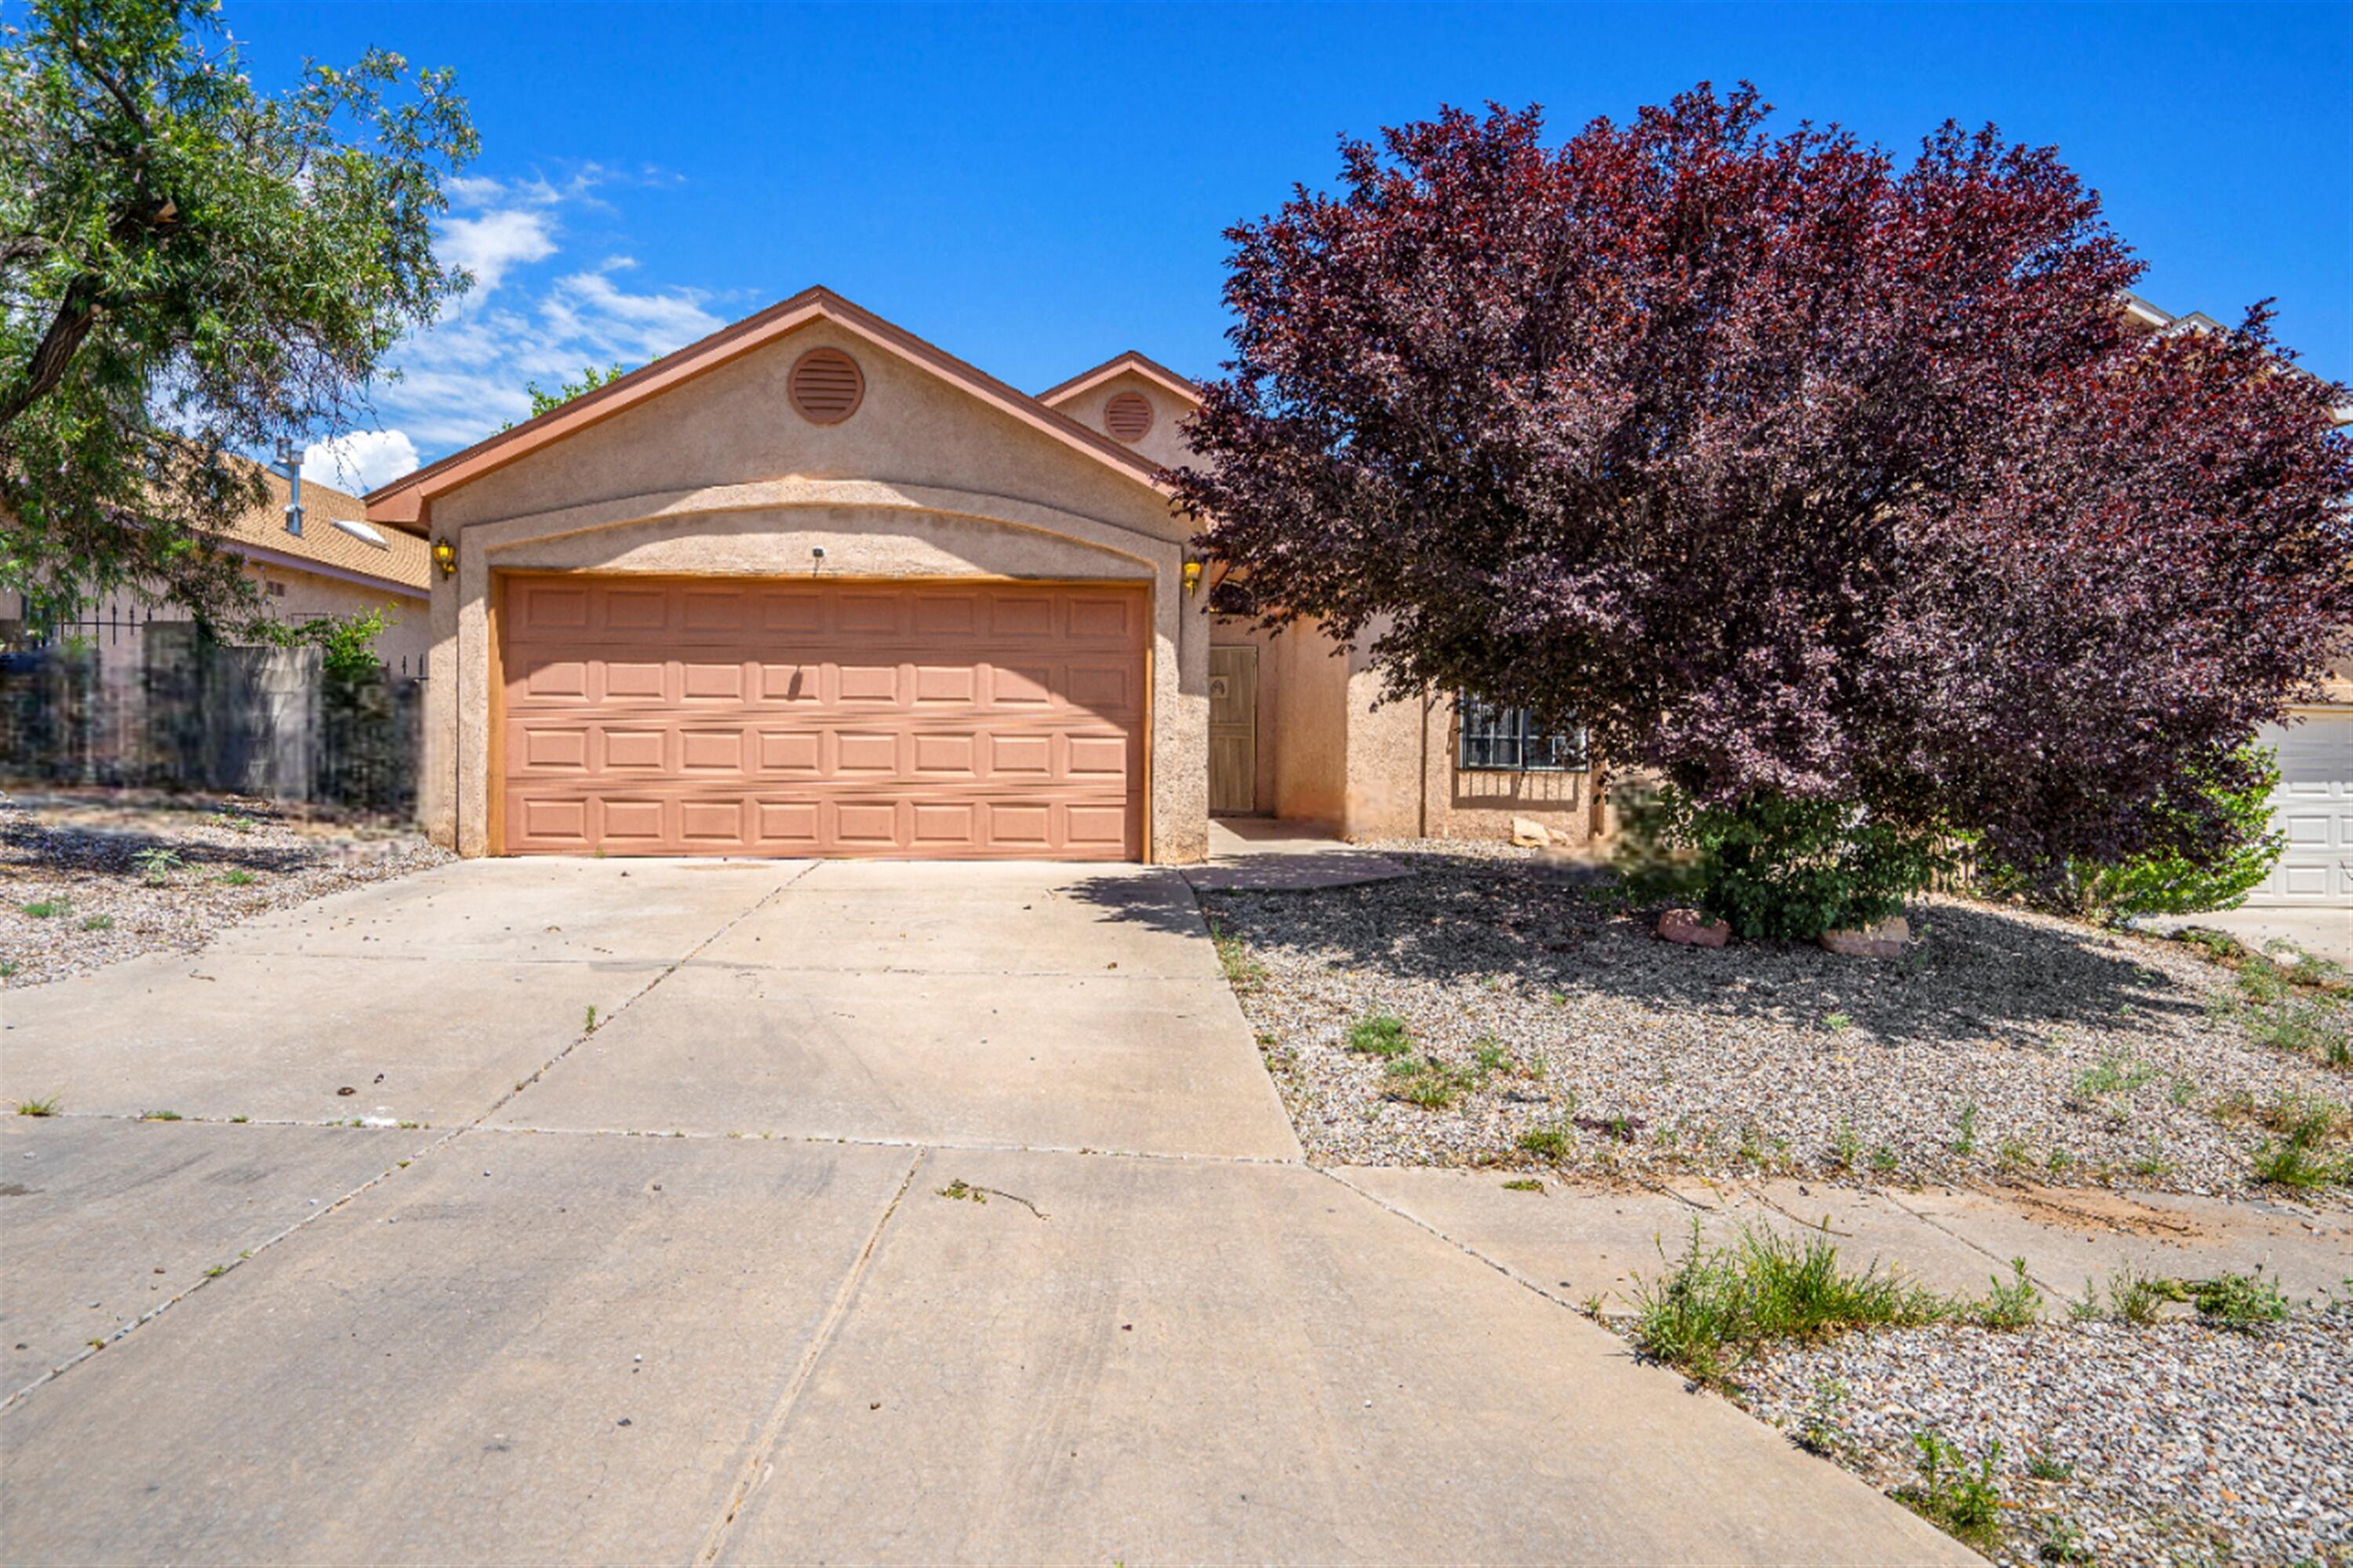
left=1820, top=915, right=1910, bottom=959
left=1657, top=908, right=1730, bottom=948
left=1509, top=817, right=1551, bottom=849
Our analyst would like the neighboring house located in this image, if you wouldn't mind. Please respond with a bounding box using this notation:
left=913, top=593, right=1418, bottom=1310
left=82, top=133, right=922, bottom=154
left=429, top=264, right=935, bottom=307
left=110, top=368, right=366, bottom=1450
left=1, top=464, right=434, bottom=678
left=2122, top=293, right=2353, bottom=908
left=363, top=286, right=1608, bottom=860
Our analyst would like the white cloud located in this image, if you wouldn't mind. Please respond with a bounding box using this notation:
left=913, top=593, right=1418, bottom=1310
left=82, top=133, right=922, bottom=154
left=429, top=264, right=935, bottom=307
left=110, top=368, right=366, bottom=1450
left=302, top=429, right=421, bottom=494
left=370, top=172, right=726, bottom=459
left=540, top=263, right=723, bottom=363
left=438, top=207, right=558, bottom=298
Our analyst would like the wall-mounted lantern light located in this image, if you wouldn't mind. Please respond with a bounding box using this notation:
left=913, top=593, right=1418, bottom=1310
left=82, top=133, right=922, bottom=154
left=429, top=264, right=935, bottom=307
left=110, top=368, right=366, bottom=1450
left=1182, top=560, right=1203, bottom=597
left=431, top=538, right=456, bottom=578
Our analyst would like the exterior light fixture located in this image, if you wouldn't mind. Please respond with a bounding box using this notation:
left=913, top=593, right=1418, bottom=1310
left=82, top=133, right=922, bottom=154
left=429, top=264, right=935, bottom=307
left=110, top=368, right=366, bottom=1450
left=431, top=538, right=456, bottom=578
left=1183, top=560, right=1203, bottom=596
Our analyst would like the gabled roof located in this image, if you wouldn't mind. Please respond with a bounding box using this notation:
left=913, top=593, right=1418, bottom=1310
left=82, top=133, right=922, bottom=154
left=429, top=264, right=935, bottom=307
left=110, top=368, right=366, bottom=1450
left=221, top=464, right=430, bottom=592
left=1037, top=350, right=1203, bottom=409
left=363, top=286, right=1180, bottom=533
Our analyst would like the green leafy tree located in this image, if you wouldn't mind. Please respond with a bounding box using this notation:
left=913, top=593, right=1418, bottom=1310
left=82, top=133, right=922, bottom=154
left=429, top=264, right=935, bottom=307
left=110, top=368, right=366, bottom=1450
left=1979, top=744, right=2286, bottom=920
left=0, top=0, right=476, bottom=622
left=504, top=362, right=627, bottom=429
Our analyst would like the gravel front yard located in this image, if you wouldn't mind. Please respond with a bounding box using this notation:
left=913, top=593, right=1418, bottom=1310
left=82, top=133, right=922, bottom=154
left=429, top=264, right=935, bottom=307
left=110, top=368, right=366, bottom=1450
left=1203, top=844, right=2350, bottom=1197
left=0, top=789, right=447, bottom=987
left=1740, top=1307, right=2353, bottom=1566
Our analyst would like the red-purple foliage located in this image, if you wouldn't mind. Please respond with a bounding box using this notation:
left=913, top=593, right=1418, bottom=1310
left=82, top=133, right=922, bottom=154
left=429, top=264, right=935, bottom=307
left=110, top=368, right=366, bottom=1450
left=1173, top=85, right=2353, bottom=877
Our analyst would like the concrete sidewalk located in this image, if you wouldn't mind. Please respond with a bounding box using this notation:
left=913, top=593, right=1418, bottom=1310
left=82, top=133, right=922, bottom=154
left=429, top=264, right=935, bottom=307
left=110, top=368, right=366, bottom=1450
left=1, top=857, right=1980, bottom=1565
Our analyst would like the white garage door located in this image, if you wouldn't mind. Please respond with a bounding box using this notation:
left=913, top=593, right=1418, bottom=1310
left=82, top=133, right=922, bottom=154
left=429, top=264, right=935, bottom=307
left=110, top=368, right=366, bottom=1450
left=2247, top=714, right=2353, bottom=908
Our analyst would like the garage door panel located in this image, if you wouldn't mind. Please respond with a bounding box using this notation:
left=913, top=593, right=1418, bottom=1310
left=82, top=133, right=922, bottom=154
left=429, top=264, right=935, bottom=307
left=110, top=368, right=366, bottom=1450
left=604, top=588, right=671, bottom=632
left=838, top=664, right=902, bottom=704
left=602, top=727, right=668, bottom=771
left=2247, top=715, right=2351, bottom=908
left=600, top=660, right=668, bottom=703
left=598, top=797, right=668, bottom=845
left=499, top=577, right=1145, bottom=859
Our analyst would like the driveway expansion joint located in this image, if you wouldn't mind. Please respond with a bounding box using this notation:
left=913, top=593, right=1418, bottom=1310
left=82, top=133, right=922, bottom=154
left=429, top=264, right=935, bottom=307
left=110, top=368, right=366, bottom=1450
left=2, top=861, right=814, bottom=1413
left=1318, top=1166, right=1605, bottom=1321
left=693, top=1145, right=929, bottom=1567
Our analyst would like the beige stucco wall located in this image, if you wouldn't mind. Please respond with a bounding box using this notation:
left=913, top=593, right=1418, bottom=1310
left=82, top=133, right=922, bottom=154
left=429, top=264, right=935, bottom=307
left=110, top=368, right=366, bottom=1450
left=420, top=318, right=1210, bottom=863
left=1048, top=369, right=1195, bottom=475
left=1211, top=614, right=1602, bottom=846
left=256, top=564, right=431, bottom=677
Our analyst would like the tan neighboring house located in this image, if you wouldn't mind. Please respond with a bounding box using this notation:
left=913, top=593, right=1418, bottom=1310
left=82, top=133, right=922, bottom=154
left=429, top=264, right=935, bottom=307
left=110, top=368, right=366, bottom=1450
left=2122, top=293, right=2353, bottom=908
left=2, top=466, right=434, bottom=678
left=362, top=286, right=1606, bottom=861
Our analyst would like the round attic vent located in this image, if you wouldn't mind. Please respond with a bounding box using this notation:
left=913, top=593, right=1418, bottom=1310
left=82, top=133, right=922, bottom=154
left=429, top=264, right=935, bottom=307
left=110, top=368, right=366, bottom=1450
left=1104, top=391, right=1154, bottom=443
left=788, top=347, right=864, bottom=424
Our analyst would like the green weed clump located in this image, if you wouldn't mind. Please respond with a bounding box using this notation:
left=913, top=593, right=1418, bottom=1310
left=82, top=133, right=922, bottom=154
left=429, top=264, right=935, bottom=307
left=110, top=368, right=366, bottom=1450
left=1627, top=1222, right=1953, bottom=1389
left=1895, top=1431, right=2003, bottom=1552
left=1383, top=1054, right=1475, bottom=1110
left=2190, top=1271, right=2290, bottom=1331
left=1344, top=1013, right=1413, bottom=1058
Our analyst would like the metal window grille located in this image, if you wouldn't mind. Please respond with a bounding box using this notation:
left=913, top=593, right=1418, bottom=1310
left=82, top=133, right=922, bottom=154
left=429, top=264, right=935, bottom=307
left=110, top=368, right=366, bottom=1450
left=1457, top=693, right=1586, bottom=772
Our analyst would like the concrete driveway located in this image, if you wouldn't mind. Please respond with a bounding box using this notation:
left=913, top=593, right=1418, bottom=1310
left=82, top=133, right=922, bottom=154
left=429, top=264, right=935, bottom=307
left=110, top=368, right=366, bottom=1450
left=0, top=859, right=1971, bottom=1566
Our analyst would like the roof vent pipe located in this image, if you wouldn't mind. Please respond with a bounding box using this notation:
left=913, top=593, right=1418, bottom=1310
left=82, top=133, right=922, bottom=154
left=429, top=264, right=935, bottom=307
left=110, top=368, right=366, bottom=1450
left=277, top=442, right=304, bottom=537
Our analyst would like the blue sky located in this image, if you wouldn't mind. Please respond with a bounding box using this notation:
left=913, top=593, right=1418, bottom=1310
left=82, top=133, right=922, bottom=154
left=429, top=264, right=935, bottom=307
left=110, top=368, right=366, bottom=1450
left=249, top=2, right=2352, bottom=490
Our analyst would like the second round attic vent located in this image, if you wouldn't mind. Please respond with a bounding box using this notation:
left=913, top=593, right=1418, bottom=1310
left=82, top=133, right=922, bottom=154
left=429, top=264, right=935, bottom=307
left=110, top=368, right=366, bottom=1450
left=1104, top=391, right=1154, bottom=443
left=789, top=347, right=864, bottom=424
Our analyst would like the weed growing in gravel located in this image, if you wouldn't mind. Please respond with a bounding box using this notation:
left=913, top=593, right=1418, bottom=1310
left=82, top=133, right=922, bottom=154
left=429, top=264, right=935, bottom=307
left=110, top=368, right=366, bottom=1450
left=1473, top=1037, right=1510, bottom=1076
left=19, top=898, right=68, bottom=919
left=2237, top=1095, right=2351, bottom=1189
left=1828, top=1122, right=1862, bottom=1171
left=81, top=914, right=112, bottom=931
left=14, top=1096, right=60, bottom=1116
left=1870, top=1145, right=1900, bottom=1176
left=1384, top=1055, right=1474, bottom=1111
left=1344, top=1013, right=1413, bottom=1058
left=1796, top=1377, right=1853, bottom=1457
left=216, top=868, right=258, bottom=887
left=2072, top=1052, right=2158, bottom=1100
left=2038, top=1515, right=2094, bottom=1564
left=2190, top=1271, right=2290, bottom=1331
left=2073, top=1265, right=2180, bottom=1325
left=1207, top=919, right=1267, bottom=995
left=2025, top=1450, right=2075, bottom=1483
left=134, top=847, right=187, bottom=886
left=1627, top=1221, right=1953, bottom=1389
left=1997, top=1137, right=2033, bottom=1172
left=0, top=959, right=16, bottom=978
left=1951, top=1100, right=1979, bottom=1156
left=1822, top=1012, right=1853, bottom=1034
left=1516, top=1123, right=1573, bottom=1161
left=1976, top=1260, right=2043, bottom=1328
left=1895, top=1431, right=2002, bottom=1552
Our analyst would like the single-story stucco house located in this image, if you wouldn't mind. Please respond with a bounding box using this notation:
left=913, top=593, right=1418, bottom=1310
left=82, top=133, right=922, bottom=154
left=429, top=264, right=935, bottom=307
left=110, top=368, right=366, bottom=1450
left=362, top=285, right=2346, bottom=904
left=362, top=286, right=1605, bottom=862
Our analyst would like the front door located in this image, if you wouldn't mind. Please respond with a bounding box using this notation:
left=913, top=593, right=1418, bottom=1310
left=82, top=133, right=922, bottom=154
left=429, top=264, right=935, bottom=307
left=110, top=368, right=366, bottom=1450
left=1208, top=645, right=1258, bottom=814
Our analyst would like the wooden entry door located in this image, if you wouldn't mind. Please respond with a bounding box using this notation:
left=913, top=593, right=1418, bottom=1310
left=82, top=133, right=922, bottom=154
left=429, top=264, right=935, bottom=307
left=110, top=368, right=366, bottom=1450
left=1208, top=645, right=1258, bottom=814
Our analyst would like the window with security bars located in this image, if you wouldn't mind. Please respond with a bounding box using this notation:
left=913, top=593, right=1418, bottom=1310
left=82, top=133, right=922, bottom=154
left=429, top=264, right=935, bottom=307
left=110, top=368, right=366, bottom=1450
left=1457, top=694, right=1586, bottom=772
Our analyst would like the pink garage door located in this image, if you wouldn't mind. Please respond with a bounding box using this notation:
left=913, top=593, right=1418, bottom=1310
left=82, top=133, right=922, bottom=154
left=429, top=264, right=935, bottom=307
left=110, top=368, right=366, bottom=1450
left=497, top=576, right=1147, bottom=859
